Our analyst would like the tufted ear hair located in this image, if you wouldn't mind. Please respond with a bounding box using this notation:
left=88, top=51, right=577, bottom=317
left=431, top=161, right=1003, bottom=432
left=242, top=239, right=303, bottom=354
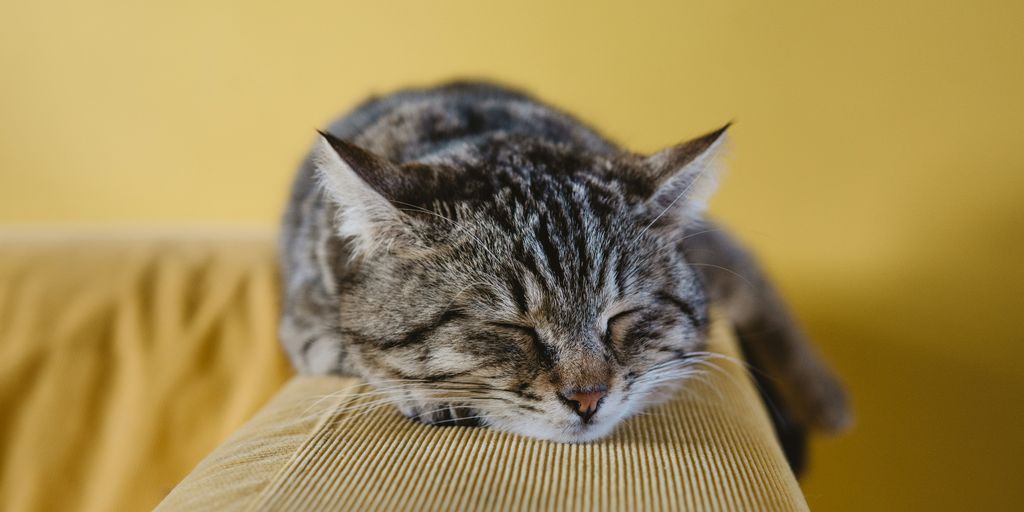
left=641, top=123, right=730, bottom=227
left=311, top=131, right=428, bottom=258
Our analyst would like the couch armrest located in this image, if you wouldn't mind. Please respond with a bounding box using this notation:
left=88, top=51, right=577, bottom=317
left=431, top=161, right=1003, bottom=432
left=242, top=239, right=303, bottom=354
left=158, top=316, right=808, bottom=511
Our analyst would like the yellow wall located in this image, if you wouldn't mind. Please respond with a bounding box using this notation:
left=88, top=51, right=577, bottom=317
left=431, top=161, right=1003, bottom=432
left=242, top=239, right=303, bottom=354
left=2, top=1, right=1022, bottom=510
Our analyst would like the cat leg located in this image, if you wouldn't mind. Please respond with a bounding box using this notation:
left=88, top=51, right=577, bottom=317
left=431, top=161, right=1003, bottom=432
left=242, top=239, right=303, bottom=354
left=681, top=221, right=852, bottom=434
left=407, top=404, right=483, bottom=427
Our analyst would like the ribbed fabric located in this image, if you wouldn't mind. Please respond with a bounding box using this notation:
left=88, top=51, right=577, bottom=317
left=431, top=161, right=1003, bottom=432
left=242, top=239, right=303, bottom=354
left=160, top=318, right=808, bottom=512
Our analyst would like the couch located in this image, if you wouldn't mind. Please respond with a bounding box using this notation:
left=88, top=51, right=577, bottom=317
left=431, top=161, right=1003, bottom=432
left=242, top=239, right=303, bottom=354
left=0, top=232, right=807, bottom=511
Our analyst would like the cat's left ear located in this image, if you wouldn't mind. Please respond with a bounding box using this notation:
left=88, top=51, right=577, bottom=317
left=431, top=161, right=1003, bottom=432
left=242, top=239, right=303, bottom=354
left=641, top=123, right=730, bottom=226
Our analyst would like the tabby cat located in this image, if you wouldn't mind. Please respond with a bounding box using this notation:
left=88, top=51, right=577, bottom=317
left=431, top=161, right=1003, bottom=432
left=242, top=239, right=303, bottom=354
left=279, top=82, right=848, bottom=472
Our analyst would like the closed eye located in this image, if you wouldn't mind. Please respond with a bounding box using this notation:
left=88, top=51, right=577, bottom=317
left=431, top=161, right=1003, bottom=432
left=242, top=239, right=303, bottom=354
left=486, top=322, right=555, bottom=364
left=605, top=308, right=641, bottom=333
left=655, top=292, right=703, bottom=327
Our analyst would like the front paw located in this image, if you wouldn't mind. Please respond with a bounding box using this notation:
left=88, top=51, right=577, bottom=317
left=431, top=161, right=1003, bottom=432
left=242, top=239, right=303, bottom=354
left=796, top=368, right=854, bottom=434
left=406, top=404, right=482, bottom=427
left=810, top=382, right=853, bottom=434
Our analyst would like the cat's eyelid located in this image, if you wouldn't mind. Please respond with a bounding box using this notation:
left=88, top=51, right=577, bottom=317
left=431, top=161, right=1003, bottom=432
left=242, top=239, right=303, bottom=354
left=485, top=321, right=537, bottom=334
left=605, top=307, right=642, bottom=331
left=486, top=321, right=553, bottom=363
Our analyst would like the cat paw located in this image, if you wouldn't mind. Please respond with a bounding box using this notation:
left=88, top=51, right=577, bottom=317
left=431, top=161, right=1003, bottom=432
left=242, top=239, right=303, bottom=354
left=800, top=371, right=854, bottom=434
left=406, top=404, right=482, bottom=427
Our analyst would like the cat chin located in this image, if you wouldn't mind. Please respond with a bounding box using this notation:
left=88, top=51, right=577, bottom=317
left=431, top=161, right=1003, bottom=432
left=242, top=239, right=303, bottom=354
left=487, top=412, right=626, bottom=444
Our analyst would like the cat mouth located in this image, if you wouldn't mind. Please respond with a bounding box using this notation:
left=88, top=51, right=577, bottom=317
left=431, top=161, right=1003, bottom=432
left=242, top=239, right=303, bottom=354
left=401, top=400, right=624, bottom=443
left=568, top=419, right=606, bottom=433
left=551, top=421, right=617, bottom=443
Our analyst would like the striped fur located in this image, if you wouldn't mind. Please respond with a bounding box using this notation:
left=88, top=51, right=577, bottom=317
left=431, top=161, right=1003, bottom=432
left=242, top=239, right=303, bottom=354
left=279, top=82, right=848, bottom=446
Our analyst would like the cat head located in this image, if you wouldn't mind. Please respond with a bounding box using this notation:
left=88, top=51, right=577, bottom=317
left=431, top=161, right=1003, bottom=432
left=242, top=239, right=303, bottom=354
left=312, top=126, right=727, bottom=442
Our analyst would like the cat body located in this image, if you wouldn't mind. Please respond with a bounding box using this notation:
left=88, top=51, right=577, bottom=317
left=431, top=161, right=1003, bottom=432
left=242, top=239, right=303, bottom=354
left=280, top=82, right=847, bottom=466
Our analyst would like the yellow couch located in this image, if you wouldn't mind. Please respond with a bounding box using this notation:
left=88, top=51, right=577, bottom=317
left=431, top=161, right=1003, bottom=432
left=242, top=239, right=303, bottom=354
left=1, top=233, right=806, bottom=511
left=5, top=0, right=1024, bottom=509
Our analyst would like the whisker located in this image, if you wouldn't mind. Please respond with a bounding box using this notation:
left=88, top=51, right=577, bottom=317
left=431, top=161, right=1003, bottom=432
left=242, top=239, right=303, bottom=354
left=685, top=262, right=755, bottom=290
left=671, top=227, right=724, bottom=244
left=685, top=351, right=777, bottom=382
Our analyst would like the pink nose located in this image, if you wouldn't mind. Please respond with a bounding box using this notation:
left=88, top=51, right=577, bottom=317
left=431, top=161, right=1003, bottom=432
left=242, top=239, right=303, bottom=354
left=560, top=386, right=609, bottom=422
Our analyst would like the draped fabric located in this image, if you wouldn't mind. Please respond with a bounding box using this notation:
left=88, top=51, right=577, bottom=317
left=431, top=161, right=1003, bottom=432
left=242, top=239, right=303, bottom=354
left=0, top=232, right=293, bottom=511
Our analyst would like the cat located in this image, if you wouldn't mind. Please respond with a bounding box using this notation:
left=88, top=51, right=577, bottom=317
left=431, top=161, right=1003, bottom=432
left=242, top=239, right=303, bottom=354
left=279, top=81, right=849, bottom=472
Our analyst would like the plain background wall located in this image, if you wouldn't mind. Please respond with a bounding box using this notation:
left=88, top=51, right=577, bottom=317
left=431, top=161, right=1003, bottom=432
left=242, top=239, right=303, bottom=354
left=2, top=1, right=1022, bottom=509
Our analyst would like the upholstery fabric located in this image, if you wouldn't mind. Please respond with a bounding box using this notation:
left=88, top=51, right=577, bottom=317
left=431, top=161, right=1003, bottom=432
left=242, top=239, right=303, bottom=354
left=158, top=313, right=807, bottom=511
left=0, top=232, right=805, bottom=511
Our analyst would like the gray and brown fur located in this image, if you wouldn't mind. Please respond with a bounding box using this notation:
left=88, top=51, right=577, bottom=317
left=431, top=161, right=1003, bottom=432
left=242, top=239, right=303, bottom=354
left=279, top=82, right=849, bottom=464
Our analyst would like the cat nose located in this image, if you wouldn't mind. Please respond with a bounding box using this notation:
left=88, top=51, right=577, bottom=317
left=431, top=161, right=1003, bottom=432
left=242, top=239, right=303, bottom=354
left=559, top=385, right=609, bottom=423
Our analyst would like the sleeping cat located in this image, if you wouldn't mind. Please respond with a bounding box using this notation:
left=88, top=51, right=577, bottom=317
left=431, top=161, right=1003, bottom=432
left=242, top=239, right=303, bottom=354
left=279, top=81, right=849, bottom=471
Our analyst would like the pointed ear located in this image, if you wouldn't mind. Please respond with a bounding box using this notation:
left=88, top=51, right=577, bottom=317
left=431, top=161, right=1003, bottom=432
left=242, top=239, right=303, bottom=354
left=642, top=123, right=730, bottom=226
left=311, top=131, right=424, bottom=258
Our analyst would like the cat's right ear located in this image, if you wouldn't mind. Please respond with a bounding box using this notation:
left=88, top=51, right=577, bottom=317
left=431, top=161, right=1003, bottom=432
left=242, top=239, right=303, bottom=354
left=311, top=132, right=423, bottom=258
left=638, top=124, right=730, bottom=229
